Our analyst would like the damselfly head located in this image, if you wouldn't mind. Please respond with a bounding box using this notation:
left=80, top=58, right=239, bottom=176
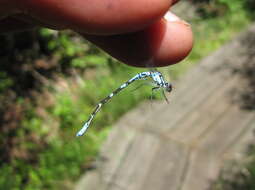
left=165, top=83, right=172, bottom=93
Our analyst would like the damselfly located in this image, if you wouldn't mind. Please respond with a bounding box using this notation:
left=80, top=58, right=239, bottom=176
left=76, top=70, right=172, bottom=136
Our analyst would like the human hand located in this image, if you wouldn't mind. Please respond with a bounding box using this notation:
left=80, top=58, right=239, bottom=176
left=0, top=0, right=193, bottom=67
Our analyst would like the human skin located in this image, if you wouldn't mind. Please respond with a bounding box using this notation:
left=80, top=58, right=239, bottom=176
left=0, top=0, right=193, bottom=67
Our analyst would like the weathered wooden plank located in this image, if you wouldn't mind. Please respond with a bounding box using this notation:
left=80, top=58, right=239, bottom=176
left=107, top=133, right=189, bottom=190
left=197, top=106, right=254, bottom=157
left=75, top=170, right=108, bottom=190
left=221, top=117, right=255, bottom=161
left=139, top=139, right=189, bottom=190
left=75, top=125, right=137, bottom=190
left=180, top=112, right=254, bottom=190
left=107, top=132, right=160, bottom=190
left=169, top=76, right=239, bottom=144
left=180, top=150, right=220, bottom=190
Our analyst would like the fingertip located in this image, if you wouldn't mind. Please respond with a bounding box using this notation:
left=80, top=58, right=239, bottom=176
left=153, top=20, right=193, bottom=67
left=17, top=0, right=173, bottom=35
left=83, top=17, right=193, bottom=67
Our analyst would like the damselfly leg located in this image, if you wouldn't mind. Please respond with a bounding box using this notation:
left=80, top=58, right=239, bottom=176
left=161, top=89, right=169, bottom=104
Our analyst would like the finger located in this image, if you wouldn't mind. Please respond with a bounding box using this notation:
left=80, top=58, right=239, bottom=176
left=83, top=12, right=193, bottom=67
left=17, top=0, right=173, bottom=35
left=0, top=13, right=65, bottom=33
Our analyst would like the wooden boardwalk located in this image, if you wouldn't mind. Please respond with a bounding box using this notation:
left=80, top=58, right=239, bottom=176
left=76, top=25, right=255, bottom=190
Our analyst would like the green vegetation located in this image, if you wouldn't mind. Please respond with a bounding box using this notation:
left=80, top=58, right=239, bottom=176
left=0, top=0, right=253, bottom=189
left=212, top=147, right=255, bottom=190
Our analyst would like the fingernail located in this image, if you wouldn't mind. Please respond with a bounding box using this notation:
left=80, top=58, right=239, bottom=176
left=164, top=12, right=190, bottom=27
left=164, top=12, right=181, bottom=22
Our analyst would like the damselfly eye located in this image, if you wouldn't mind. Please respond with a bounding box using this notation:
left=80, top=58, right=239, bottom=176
left=165, top=83, right=172, bottom=93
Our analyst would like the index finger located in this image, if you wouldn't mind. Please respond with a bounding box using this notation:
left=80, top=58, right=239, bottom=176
left=16, top=0, right=174, bottom=35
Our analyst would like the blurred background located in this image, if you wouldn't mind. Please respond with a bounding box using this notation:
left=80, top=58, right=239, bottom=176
left=0, top=0, right=254, bottom=189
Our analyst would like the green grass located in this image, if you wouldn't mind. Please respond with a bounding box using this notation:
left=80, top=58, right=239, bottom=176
left=0, top=5, right=253, bottom=190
